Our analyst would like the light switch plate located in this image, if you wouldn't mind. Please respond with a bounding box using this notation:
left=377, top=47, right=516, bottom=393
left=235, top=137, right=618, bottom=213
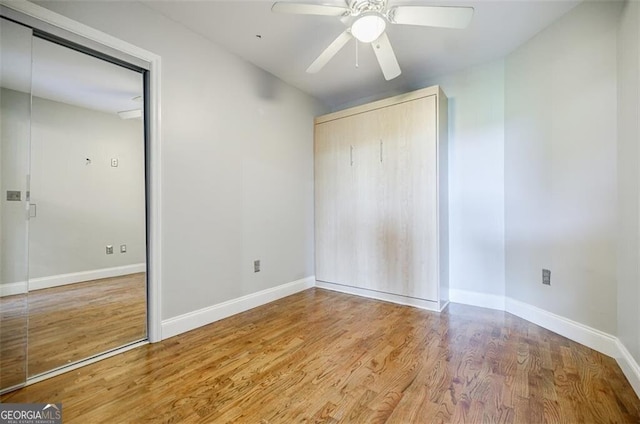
left=6, top=190, right=21, bottom=201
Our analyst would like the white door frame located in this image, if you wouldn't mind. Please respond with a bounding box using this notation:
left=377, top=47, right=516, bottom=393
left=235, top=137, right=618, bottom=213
left=1, top=0, right=163, bottom=342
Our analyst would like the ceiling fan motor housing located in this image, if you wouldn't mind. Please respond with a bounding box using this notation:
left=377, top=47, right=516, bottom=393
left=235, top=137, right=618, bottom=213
left=349, top=0, right=387, bottom=16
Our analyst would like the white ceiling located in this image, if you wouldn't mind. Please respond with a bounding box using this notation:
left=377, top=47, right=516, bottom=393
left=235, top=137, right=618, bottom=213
left=0, top=27, right=143, bottom=115
left=3, top=1, right=583, bottom=113
left=31, top=38, right=143, bottom=115
left=143, top=0, right=582, bottom=109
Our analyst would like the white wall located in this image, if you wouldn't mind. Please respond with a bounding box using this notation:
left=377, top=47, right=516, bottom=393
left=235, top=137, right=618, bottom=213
left=0, top=88, right=30, bottom=287
left=1, top=16, right=32, bottom=290
left=29, top=96, right=146, bottom=279
left=424, top=61, right=506, bottom=299
left=35, top=1, right=325, bottom=320
left=617, top=0, right=640, bottom=364
left=505, top=1, right=622, bottom=335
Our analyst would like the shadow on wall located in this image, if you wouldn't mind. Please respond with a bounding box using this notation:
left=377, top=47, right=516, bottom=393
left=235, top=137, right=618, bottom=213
left=254, top=68, right=282, bottom=101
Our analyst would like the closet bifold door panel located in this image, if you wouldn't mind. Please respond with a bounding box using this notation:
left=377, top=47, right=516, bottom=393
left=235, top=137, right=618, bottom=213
left=315, top=117, right=351, bottom=285
left=314, top=86, right=448, bottom=311
left=377, top=96, right=438, bottom=300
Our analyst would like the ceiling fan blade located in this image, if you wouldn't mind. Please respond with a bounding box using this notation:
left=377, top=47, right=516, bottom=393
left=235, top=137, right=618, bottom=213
left=389, top=6, right=474, bottom=29
left=372, top=33, right=401, bottom=81
left=272, top=2, right=350, bottom=17
left=307, top=30, right=352, bottom=74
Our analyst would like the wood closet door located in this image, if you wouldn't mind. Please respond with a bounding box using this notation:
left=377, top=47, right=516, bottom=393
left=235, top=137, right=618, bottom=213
left=350, top=107, right=386, bottom=291
left=315, top=95, right=438, bottom=301
left=375, top=96, right=438, bottom=300
left=315, top=117, right=358, bottom=285
left=315, top=109, right=383, bottom=287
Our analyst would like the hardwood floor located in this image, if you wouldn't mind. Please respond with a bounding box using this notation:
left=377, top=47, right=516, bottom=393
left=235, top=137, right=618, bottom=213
left=0, top=293, right=27, bottom=390
left=0, top=273, right=146, bottom=380
left=2, top=288, right=639, bottom=423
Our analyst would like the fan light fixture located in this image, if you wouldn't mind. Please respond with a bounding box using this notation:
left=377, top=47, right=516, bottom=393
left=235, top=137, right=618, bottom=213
left=117, top=109, right=142, bottom=120
left=351, top=13, right=386, bottom=43
left=271, top=1, right=474, bottom=80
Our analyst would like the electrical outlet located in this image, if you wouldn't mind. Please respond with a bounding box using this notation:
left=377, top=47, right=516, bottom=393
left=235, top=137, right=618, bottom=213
left=111, top=158, right=119, bottom=167
left=120, top=244, right=127, bottom=253
left=254, top=260, right=260, bottom=273
left=106, top=245, right=114, bottom=255
left=542, top=269, right=551, bottom=285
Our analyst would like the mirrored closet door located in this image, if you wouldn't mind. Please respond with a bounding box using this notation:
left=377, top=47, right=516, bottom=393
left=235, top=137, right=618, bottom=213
left=0, top=16, right=148, bottom=392
left=0, top=17, right=32, bottom=393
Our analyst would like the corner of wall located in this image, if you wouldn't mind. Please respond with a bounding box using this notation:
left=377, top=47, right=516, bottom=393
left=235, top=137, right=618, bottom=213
left=450, top=289, right=640, bottom=398
left=616, top=0, right=640, bottom=373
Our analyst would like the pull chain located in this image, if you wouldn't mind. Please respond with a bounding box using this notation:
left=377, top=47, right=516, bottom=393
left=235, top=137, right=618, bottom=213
left=355, top=39, right=359, bottom=68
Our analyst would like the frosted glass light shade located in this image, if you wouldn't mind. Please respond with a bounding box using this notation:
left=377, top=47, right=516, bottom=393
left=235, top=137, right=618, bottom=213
left=351, top=14, right=386, bottom=43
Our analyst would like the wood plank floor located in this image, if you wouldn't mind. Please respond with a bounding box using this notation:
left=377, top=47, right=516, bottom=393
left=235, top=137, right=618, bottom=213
left=0, top=273, right=146, bottom=380
left=2, top=288, right=639, bottom=423
left=0, top=293, right=27, bottom=389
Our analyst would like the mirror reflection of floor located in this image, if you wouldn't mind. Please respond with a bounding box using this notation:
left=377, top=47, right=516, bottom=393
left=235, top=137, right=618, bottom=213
left=0, top=294, right=28, bottom=390
left=26, top=272, right=146, bottom=377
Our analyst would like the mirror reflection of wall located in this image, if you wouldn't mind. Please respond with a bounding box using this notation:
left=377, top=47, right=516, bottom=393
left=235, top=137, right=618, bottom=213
left=0, top=17, right=32, bottom=393
left=27, top=37, right=148, bottom=377
left=1, top=22, right=148, bottom=387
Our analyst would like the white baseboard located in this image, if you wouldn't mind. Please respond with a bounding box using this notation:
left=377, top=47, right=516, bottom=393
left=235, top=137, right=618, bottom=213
left=0, top=281, right=28, bottom=297
left=449, top=288, right=505, bottom=311
left=316, top=281, right=443, bottom=312
left=505, top=297, right=619, bottom=358
left=161, top=276, right=316, bottom=340
left=0, top=263, right=146, bottom=297
left=448, top=288, right=640, bottom=398
left=616, top=339, right=640, bottom=396
left=29, top=263, right=146, bottom=291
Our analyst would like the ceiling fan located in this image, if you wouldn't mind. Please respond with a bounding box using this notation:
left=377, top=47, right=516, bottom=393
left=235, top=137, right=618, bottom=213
left=272, top=0, right=474, bottom=80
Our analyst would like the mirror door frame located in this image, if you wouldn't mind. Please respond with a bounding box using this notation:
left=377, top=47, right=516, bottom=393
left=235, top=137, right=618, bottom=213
left=1, top=0, right=162, bottom=345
